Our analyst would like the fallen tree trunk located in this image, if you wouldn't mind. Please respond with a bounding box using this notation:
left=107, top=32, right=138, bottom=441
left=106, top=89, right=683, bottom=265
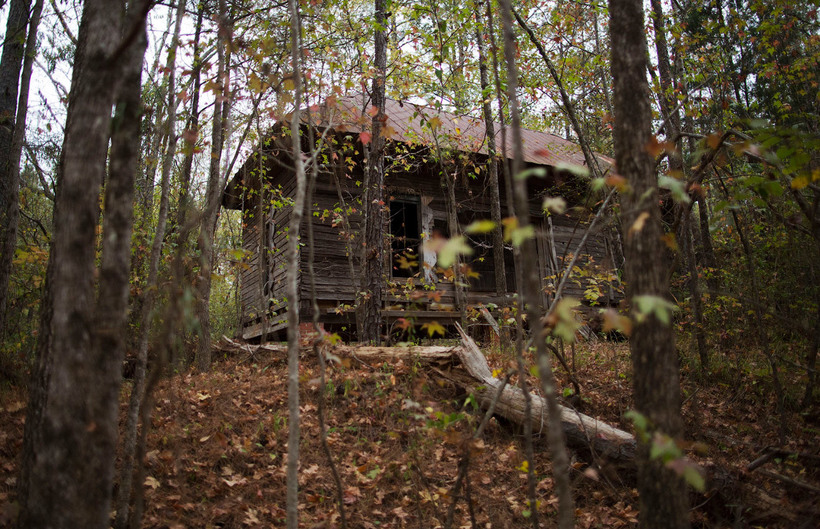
left=450, top=329, right=635, bottom=468
left=216, top=336, right=635, bottom=469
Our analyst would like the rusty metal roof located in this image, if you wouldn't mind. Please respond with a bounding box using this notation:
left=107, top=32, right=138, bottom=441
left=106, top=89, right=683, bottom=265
left=309, top=95, right=612, bottom=170
left=222, top=95, right=612, bottom=209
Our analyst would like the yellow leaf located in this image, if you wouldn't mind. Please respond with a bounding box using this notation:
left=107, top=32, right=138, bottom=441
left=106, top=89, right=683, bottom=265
left=791, top=175, right=809, bottom=190
left=662, top=232, right=678, bottom=251
left=382, top=124, right=396, bottom=139
left=464, top=219, right=496, bottom=234
left=629, top=211, right=651, bottom=236
left=435, top=235, right=473, bottom=268
left=421, top=321, right=446, bottom=337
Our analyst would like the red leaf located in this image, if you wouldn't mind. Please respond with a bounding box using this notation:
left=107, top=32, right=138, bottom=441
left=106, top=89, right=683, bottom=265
left=359, top=131, right=372, bottom=145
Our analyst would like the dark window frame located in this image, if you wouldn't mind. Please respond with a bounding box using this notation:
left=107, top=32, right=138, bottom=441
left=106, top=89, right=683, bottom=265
left=389, top=196, right=422, bottom=278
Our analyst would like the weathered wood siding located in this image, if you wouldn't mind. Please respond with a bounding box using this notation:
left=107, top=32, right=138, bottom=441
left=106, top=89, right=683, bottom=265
left=235, top=142, right=621, bottom=340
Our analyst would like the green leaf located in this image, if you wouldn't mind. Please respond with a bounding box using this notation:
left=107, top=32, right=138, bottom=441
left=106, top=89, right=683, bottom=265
left=542, top=196, right=567, bottom=214
left=436, top=235, right=473, bottom=268
left=514, top=167, right=547, bottom=181
left=509, top=225, right=535, bottom=247
left=682, top=465, right=706, bottom=492
left=633, top=295, right=678, bottom=325
left=551, top=297, right=581, bottom=342
left=554, top=162, right=590, bottom=178
left=464, top=219, right=496, bottom=234
left=649, top=433, right=681, bottom=463
left=625, top=410, right=649, bottom=442
left=658, top=175, right=691, bottom=204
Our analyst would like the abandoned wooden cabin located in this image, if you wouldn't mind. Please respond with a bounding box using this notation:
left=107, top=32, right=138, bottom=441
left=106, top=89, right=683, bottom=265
left=222, top=96, right=622, bottom=341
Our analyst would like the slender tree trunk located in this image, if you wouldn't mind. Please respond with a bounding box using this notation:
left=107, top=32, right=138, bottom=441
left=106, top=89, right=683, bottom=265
left=441, top=164, right=466, bottom=317
left=499, top=1, right=575, bottom=527
left=285, top=0, right=307, bottom=526
left=0, top=0, right=41, bottom=345
left=649, top=0, right=682, bottom=169
left=17, top=1, right=148, bottom=526
left=682, top=214, right=708, bottom=372
left=802, top=258, right=819, bottom=408
left=474, top=8, right=506, bottom=297
left=649, top=0, right=689, bottom=255
left=696, top=194, right=719, bottom=292
left=115, top=1, right=184, bottom=525
left=592, top=5, right=613, bottom=120
left=359, top=0, right=387, bottom=344
left=715, top=168, right=788, bottom=443
left=127, top=10, right=175, bottom=353
left=0, top=0, right=32, bottom=338
left=513, top=8, right=604, bottom=180
left=302, top=105, right=348, bottom=528
left=174, top=3, right=203, bottom=234
left=609, top=0, right=690, bottom=526
left=95, top=0, right=148, bottom=521
left=195, top=0, right=230, bottom=371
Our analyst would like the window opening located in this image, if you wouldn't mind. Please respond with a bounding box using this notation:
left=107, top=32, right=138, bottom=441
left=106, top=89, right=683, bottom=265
left=389, top=198, right=421, bottom=278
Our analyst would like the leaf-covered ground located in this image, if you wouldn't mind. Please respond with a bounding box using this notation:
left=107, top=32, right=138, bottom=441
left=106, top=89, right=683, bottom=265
left=1, top=341, right=818, bottom=528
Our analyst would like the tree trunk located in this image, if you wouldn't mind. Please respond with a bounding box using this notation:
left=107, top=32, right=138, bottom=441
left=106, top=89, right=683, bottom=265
left=285, top=0, right=306, bottom=526
left=513, top=8, right=604, bottom=180
left=0, top=0, right=32, bottom=339
left=592, top=5, right=613, bottom=120
left=649, top=0, right=682, bottom=170
left=115, top=1, right=185, bottom=526
left=17, top=1, right=148, bottom=527
left=499, top=1, right=575, bottom=527
left=359, top=0, right=387, bottom=344
left=609, top=0, right=690, bottom=526
left=0, top=0, right=41, bottom=347
left=127, top=9, right=176, bottom=354
left=173, top=3, right=204, bottom=235
left=475, top=21, right=506, bottom=297
left=683, top=215, right=708, bottom=372
left=195, top=0, right=230, bottom=371
left=696, top=194, right=719, bottom=292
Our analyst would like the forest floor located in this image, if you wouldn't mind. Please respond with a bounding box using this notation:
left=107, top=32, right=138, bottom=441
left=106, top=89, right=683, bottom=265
left=0, top=339, right=818, bottom=528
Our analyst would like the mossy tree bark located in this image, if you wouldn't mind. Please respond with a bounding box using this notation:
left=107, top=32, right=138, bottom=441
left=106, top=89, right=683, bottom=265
left=17, top=1, right=149, bottom=526
left=609, top=0, right=690, bottom=526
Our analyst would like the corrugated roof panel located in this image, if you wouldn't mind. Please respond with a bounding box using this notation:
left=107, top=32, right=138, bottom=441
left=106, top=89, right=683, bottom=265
left=310, top=95, right=612, bottom=170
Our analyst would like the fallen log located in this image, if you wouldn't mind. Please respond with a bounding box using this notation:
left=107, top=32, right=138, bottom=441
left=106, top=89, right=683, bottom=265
left=449, top=328, right=636, bottom=469
left=216, top=336, right=636, bottom=469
